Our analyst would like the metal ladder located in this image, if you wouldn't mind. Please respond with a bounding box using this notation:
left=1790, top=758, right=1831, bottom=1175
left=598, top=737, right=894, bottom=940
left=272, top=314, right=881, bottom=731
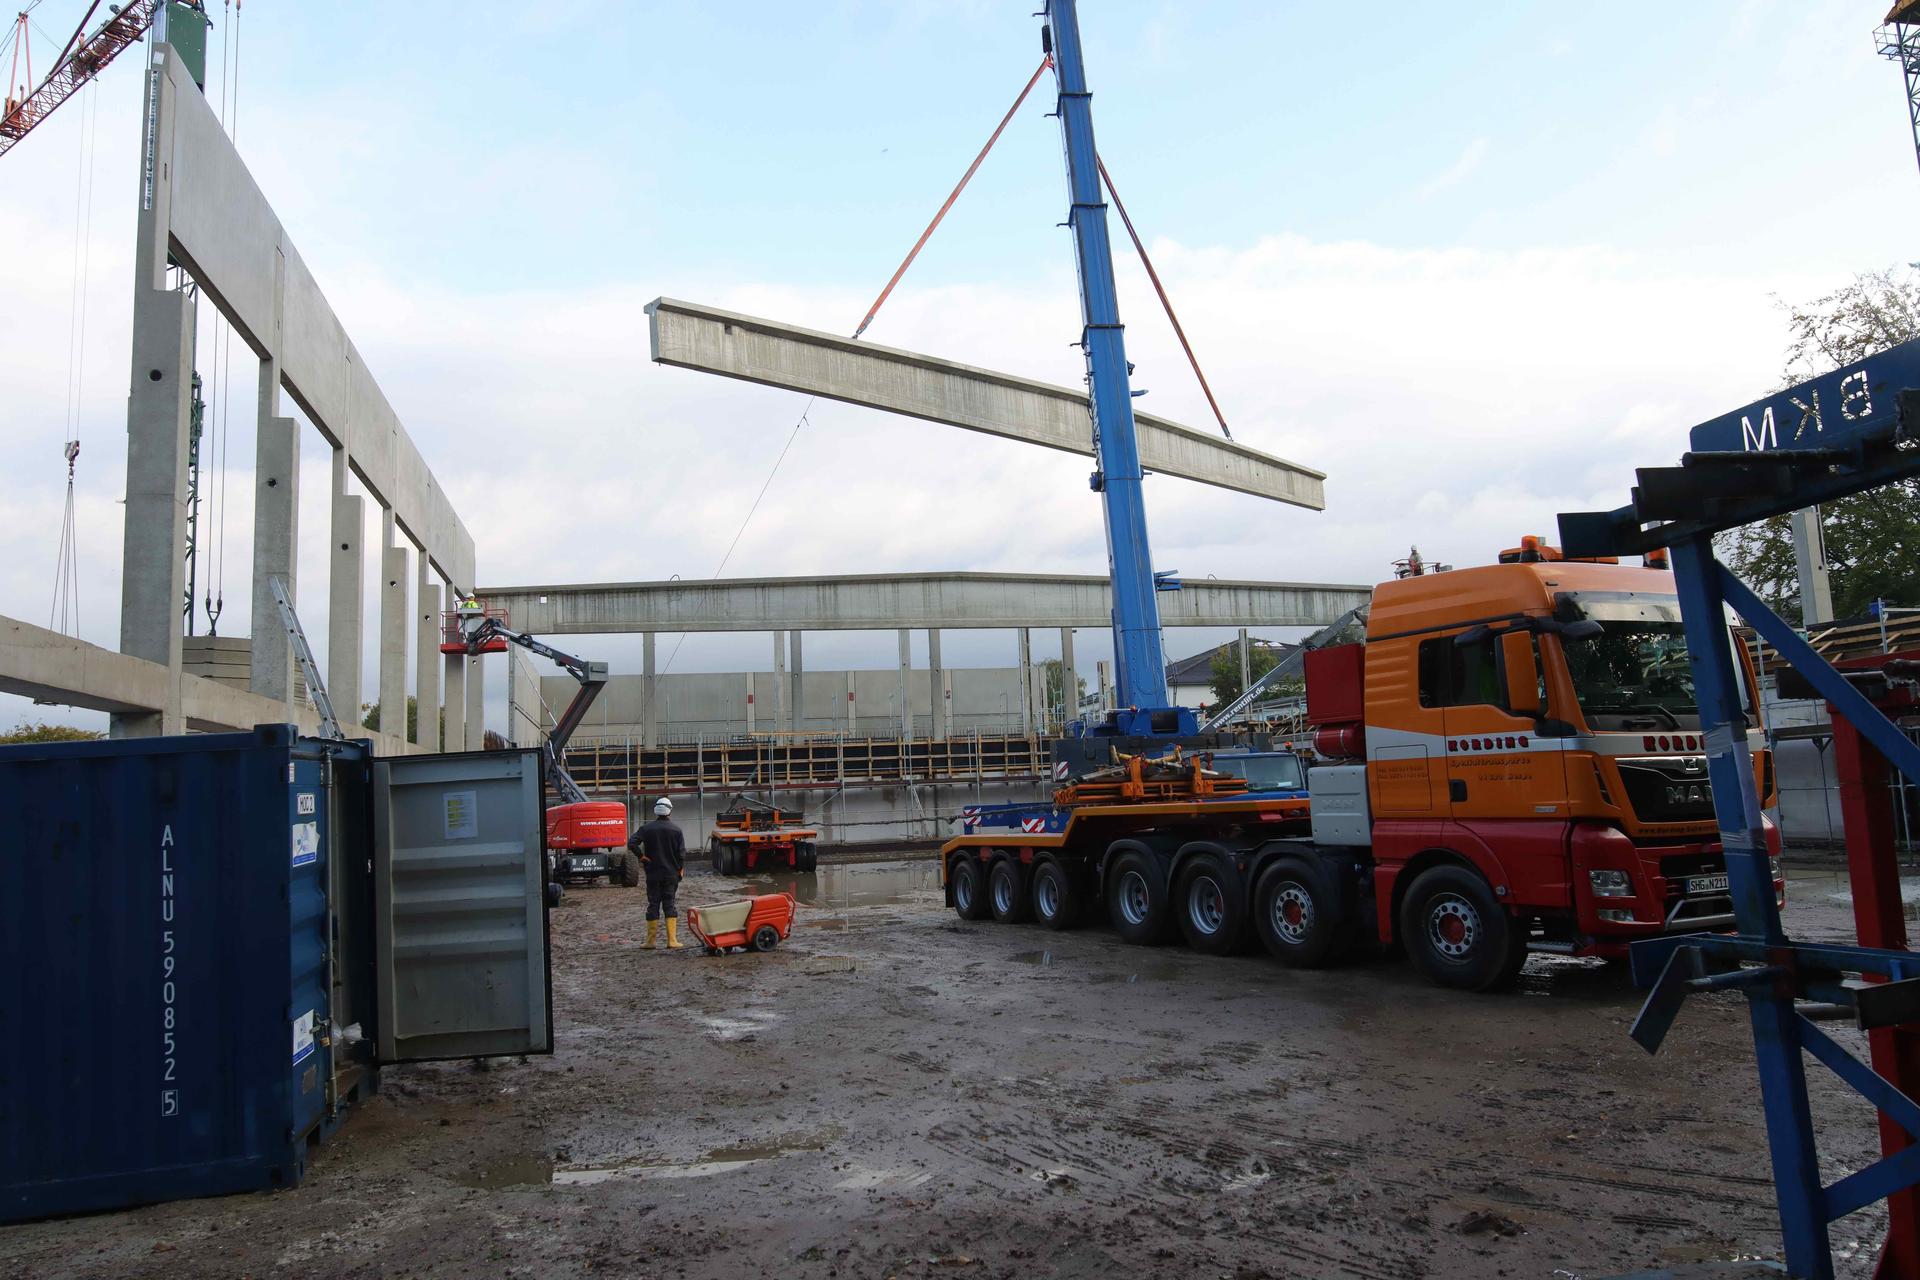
left=268, top=575, right=344, bottom=741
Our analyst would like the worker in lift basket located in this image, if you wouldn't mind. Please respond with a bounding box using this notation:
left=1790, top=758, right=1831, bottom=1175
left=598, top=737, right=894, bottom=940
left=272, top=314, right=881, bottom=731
left=634, top=797, right=687, bottom=949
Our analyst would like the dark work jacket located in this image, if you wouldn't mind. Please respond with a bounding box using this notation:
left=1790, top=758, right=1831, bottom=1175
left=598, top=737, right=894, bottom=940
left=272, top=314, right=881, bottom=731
left=630, top=817, right=686, bottom=879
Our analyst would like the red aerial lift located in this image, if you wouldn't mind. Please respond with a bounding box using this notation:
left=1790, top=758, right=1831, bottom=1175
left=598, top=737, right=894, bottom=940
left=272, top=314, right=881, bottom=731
left=443, top=601, right=635, bottom=897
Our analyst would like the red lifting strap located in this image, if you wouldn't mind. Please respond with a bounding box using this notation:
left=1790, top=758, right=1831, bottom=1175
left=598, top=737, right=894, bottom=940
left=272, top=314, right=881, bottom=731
left=851, top=56, right=1053, bottom=341
left=1097, top=155, right=1232, bottom=441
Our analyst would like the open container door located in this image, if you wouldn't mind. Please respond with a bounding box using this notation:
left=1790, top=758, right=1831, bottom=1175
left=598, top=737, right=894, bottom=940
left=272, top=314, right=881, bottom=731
left=371, top=749, right=554, bottom=1061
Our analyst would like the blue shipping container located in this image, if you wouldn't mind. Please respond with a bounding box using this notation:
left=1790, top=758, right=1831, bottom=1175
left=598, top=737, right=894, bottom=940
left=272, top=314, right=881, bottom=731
left=0, top=726, right=375, bottom=1221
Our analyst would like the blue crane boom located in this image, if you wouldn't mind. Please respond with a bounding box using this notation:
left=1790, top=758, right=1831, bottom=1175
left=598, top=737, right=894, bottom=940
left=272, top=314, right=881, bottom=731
left=1043, top=0, right=1195, bottom=737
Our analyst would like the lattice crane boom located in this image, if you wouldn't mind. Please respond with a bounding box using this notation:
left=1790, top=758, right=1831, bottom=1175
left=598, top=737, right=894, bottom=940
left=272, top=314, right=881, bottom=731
left=1, top=0, right=161, bottom=160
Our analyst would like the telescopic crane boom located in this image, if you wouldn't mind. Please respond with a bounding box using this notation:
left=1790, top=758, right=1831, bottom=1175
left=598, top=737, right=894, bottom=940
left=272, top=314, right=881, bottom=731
left=1043, top=0, right=1195, bottom=738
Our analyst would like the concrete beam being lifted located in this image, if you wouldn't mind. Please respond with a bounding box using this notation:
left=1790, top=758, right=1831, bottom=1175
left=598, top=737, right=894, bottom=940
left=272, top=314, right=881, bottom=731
left=646, top=298, right=1326, bottom=509
left=478, top=572, right=1371, bottom=636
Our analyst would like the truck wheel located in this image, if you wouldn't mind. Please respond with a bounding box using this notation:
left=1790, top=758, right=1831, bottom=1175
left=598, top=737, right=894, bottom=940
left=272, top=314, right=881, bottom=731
left=1398, top=865, right=1526, bottom=992
left=801, top=841, right=820, bottom=873
left=709, top=835, right=723, bottom=869
left=751, top=925, right=781, bottom=952
left=989, top=858, right=1031, bottom=924
left=950, top=855, right=991, bottom=921
left=545, top=880, right=563, bottom=909
left=617, top=852, right=642, bottom=888
left=1031, top=858, right=1080, bottom=931
left=1253, top=858, right=1349, bottom=968
left=1174, top=854, right=1246, bottom=956
left=1105, top=850, right=1172, bottom=946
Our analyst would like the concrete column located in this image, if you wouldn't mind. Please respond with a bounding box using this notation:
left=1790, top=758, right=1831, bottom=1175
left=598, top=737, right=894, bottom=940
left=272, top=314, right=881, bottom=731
left=379, top=511, right=407, bottom=741
left=1030, top=653, right=1049, bottom=736
left=745, top=672, right=757, bottom=735
left=116, top=293, right=195, bottom=736
left=466, top=654, right=484, bottom=749
left=1791, top=506, right=1836, bottom=626
left=414, top=563, right=440, bottom=749
left=113, top=62, right=192, bottom=738
left=327, top=458, right=366, bottom=728
left=508, top=648, right=541, bottom=747
left=1060, top=627, right=1077, bottom=726
left=1238, top=628, right=1252, bottom=702
left=928, top=629, right=947, bottom=739
left=249, top=409, right=300, bottom=705
left=845, top=671, right=858, bottom=734
left=443, top=642, right=466, bottom=753
left=248, top=247, right=296, bottom=707
left=642, top=632, right=658, bottom=748
left=1097, top=659, right=1112, bottom=711
left=790, top=631, right=804, bottom=734
left=772, top=630, right=787, bottom=734
left=1017, top=628, right=1034, bottom=735
left=898, top=628, right=912, bottom=740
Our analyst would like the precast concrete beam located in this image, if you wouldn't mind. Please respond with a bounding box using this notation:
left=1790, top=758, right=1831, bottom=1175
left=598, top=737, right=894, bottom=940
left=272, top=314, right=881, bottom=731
left=646, top=298, right=1326, bottom=509
left=478, top=572, right=1371, bottom=635
left=1, top=613, right=412, bottom=751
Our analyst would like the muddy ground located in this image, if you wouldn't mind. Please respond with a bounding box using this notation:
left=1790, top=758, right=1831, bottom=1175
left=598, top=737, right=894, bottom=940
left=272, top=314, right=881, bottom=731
left=1, top=854, right=1903, bottom=1279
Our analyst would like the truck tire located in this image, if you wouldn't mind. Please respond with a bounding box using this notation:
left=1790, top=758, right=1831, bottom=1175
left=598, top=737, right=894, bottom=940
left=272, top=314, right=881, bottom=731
left=950, top=854, right=991, bottom=921
left=798, top=841, right=819, bottom=873
left=709, top=835, right=723, bottom=868
left=988, top=858, right=1031, bottom=924
left=1105, top=848, right=1172, bottom=946
left=1174, top=853, right=1247, bottom=956
left=1398, top=864, right=1527, bottom=992
left=1031, top=858, right=1080, bottom=931
left=1253, top=858, right=1349, bottom=968
left=616, top=852, right=642, bottom=888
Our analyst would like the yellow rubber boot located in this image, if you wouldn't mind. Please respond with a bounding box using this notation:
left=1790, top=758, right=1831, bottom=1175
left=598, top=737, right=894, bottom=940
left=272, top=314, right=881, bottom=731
left=644, top=920, right=659, bottom=949
left=665, top=917, right=685, bottom=949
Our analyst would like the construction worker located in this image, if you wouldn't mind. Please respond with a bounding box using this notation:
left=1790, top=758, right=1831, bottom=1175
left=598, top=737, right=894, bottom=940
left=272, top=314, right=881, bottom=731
left=632, top=797, right=687, bottom=949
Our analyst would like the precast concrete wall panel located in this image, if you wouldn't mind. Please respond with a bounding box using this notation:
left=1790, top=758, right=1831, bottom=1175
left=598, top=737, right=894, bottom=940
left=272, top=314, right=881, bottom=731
left=151, top=46, right=474, bottom=589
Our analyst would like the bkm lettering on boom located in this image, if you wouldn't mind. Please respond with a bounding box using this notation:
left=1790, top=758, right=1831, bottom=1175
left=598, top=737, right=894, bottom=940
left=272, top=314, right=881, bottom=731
left=1740, top=370, right=1873, bottom=451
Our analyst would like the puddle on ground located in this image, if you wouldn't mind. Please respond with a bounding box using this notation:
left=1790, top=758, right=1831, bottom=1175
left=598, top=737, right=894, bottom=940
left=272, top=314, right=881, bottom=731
left=452, top=1156, right=555, bottom=1189
left=737, top=859, right=940, bottom=909
left=1012, top=950, right=1056, bottom=966
left=552, top=1125, right=845, bottom=1187
left=1786, top=868, right=1920, bottom=917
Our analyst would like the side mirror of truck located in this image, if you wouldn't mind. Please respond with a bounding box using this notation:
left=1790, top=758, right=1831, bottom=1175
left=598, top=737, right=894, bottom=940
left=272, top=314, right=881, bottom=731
left=1501, top=631, right=1542, bottom=717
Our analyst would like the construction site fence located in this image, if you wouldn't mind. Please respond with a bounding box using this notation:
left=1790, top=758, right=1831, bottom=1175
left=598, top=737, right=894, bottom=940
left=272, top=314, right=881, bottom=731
left=562, top=730, right=1056, bottom=797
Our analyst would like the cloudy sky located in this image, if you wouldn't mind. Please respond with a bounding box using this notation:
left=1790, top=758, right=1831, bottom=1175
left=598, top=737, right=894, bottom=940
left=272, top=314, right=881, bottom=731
left=1, top=0, right=1913, bottom=735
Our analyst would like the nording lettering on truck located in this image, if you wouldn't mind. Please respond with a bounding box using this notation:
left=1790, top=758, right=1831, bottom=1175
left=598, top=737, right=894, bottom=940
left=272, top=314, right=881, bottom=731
left=941, top=537, right=1783, bottom=992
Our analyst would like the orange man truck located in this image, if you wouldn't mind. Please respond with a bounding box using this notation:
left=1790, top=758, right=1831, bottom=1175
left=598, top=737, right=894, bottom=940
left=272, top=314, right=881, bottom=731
left=941, top=538, right=1783, bottom=991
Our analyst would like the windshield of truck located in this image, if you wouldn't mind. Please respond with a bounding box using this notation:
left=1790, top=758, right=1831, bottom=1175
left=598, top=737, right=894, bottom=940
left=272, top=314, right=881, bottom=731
left=1212, top=755, right=1306, bottom=791
left=1556, top=595, right=1752, bottom=733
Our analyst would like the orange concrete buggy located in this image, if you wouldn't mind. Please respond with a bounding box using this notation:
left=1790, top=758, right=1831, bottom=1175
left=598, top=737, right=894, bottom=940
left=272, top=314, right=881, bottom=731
left=686, top=891, right=797, bottom=955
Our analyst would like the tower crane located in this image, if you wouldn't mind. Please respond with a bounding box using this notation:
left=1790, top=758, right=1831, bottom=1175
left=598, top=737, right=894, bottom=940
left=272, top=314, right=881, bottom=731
left=0, top=1, right=168, bottom=160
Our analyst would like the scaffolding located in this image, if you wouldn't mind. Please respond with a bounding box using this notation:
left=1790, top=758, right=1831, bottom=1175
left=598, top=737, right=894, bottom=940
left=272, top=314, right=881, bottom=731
left=562, top=729, right=1052, bottom=798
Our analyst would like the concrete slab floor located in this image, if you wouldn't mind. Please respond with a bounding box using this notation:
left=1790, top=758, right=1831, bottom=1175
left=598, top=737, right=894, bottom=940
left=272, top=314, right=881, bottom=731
left=0, top=857, right=1893, bottom=1279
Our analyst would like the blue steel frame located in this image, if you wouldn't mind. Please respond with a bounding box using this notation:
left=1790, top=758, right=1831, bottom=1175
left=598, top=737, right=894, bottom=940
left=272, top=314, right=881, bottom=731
left=1595, top=503, right=1920, bottom=1278
left=1044, top=0, right=1188, bottom=733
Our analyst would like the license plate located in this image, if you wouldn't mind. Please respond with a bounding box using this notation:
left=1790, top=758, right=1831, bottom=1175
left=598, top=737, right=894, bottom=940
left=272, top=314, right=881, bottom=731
left=1686, top=873, right=1730, bottom=895
left=575, top=857, right=606, bottom=871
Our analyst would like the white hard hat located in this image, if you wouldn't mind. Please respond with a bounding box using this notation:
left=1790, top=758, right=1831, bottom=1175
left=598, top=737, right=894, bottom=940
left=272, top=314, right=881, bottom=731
left=653, top=797, right=673, bottom=815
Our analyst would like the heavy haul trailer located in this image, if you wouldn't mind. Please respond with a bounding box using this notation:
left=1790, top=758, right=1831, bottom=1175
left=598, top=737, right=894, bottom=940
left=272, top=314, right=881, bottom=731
left=709, top=795, right=820, bottom=875
left=942, top=539, right=1785, bottom=991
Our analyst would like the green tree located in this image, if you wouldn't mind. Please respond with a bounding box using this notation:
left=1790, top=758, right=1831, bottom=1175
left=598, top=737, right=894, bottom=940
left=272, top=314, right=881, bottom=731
left=0, top=721, right=105, bottom=744
left=1208, top=641, right=1294, bottom=707
left=1719, top=266, right=1920, bottom=623
left=361, top=696, right=444, bottom=744
left=1041, top=658, right=1088, bottom=720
